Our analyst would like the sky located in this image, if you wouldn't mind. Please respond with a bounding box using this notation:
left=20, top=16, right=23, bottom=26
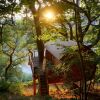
left=15, top=10, right=32, bottom=20
left=15, top=13, right=23, bottom=20
left=21, top=64, right=32, bottom=74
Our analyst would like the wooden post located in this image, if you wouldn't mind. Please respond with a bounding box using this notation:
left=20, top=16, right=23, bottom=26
left=33, top=77, right=36, bottom=95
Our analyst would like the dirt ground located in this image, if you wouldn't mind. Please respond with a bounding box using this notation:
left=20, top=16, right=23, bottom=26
left=0, top=84, right=100, bottom=100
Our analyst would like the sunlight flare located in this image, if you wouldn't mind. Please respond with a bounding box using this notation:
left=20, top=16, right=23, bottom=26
left=43, top=10, right=55, bottom=21
left=44, top=12, right=54, bottom=19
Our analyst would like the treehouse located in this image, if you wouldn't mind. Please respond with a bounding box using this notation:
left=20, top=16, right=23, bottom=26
left=45, top=39, right=77, bottom=84
left=45, top=39, right=96, bottom=83
left=29, top=39, right=97, bottom=95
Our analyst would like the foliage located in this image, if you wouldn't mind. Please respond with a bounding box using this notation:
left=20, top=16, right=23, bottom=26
left=7, top=66, right=23, bottom=82
left=0, top=0, right=21, bottom=43
left=0, top=0, right=20, bottom=15
left=95, top=65, right=100, bottom=83
left=0, top=0, right=100, bottom=99
left=21, top=73, right=32, bottom=82
left=23, top=81, right=33, bottom=87
left=8, top=82, right=24, bottom=95
left=0, top=17, right=36, bottom=80
left=0, top=80, right=10, bottom=92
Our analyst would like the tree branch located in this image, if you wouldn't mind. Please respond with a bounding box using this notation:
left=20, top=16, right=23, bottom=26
left=2, top=50, right=10, bottom=56
left=5, top=46, right=16, bottom=79
left=62, top=0, right=90, bottom=21
left=13, top=55, right=27, bottom=62
left=66, top=21, right=74, bottom=40
left=82, top=21, right=91, bottom=34
left=88, top=20, right=100, bottom=48
left=88, top=29, right=100, bottom=48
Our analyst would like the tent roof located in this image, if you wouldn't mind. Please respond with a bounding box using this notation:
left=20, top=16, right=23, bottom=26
left=45, top=39, right=77, bottom=59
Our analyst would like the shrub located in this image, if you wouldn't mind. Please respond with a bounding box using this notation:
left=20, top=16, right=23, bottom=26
left=8, top=82, right=24, bottom=95
left=0, top=80, right=10, bottom=92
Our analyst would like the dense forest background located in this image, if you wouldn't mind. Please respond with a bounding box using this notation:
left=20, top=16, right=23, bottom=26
left=0, top=0, right=100, bottom=100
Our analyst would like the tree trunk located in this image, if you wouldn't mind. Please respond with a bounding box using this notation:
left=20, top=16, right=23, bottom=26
left=75, top=0, right=87, bottom=100
left=5, top=55, right=12, bottom=80
left=28, top=51, right=36, bottom=95
left=33, top=10, right=49, bottom=96
left=29, top=2, right=49, bottom=95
